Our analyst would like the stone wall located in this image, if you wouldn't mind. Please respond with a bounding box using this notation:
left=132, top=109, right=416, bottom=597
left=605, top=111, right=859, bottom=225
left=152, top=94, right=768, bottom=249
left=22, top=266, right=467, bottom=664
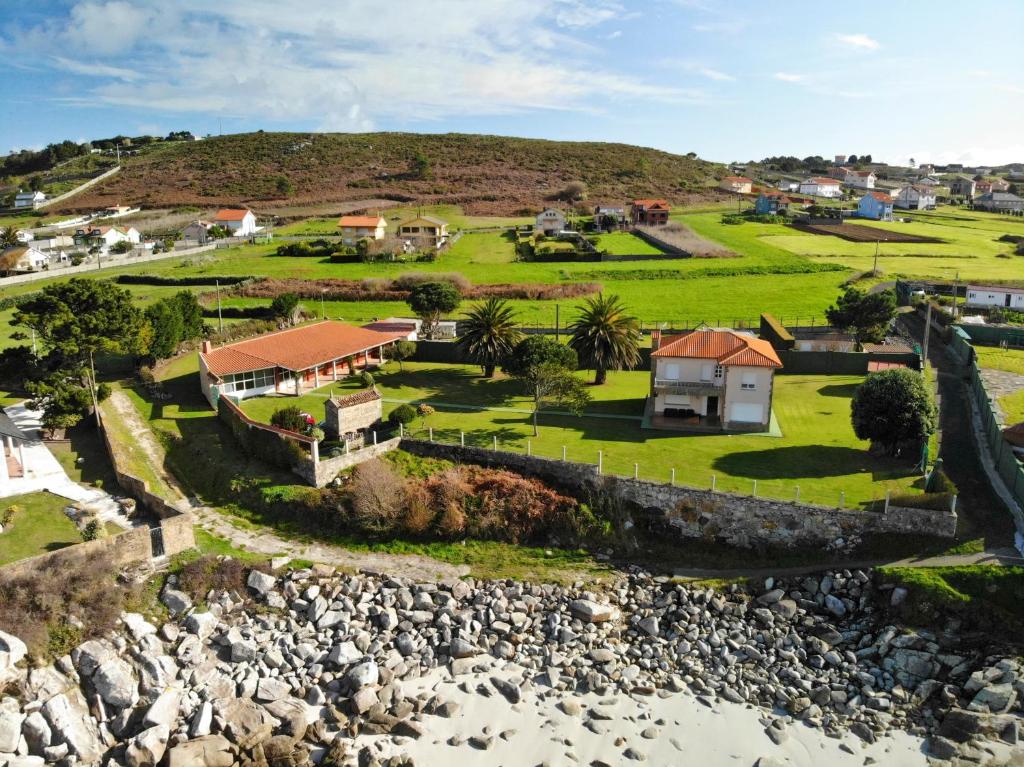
left=400, top=439, right=957, bottom=548
left=324, top=395, right=383, bottom=439
left=0, top=525, right=151, bottom=579
left=294, top=437, right=402, bottom=487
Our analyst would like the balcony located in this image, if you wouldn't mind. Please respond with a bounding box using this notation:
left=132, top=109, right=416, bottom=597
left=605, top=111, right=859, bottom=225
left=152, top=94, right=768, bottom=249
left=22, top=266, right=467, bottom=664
left=653, top=378, right=722, bottom=395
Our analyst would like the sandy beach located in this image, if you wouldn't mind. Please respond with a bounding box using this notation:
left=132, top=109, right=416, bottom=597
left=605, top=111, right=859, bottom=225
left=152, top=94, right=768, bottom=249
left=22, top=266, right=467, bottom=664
left=354, top=662, right=941, bottom=767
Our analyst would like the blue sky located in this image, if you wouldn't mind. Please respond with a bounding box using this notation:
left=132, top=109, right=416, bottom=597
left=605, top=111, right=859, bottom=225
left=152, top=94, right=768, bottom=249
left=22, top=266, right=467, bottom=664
left=2, top=1, right=1023, bottom=165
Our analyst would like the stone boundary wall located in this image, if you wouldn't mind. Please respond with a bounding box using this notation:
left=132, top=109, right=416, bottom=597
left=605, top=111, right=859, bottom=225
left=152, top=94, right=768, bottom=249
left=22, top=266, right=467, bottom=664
left=0, top=525, right=152, bottom=579
left=0, top=244, right=216, bottom=287
left=630, top=227, right=690, bottom=256
left=36, top=165, right=122, bottom=209
left=400, top=439, right=957, bottom=548
left=294, top=436, right=402, bottom=487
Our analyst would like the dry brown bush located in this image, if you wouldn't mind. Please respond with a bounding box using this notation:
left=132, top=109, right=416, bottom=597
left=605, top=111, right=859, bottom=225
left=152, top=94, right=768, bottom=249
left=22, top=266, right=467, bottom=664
left=177, top=555, right=253, bottom=600
left=234, top=277, right=601, bottom=303
left=352, top=459, right=406, bottom=532
left=636, top=223, right=737, bottom=258
left=401, top=482, right=435, bottom=535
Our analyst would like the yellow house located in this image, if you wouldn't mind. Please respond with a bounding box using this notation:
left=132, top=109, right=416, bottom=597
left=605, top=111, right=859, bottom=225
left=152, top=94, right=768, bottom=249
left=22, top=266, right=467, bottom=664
left=398, top=215, right=449, bottom=250
left=718, top=176, right=753, bottom=194
left=337, top=215, right=387, bottom=245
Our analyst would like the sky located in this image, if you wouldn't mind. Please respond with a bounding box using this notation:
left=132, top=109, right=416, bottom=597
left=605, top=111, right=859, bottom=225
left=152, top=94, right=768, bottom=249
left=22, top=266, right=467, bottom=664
left=1, top=0, right=1023, bottom=166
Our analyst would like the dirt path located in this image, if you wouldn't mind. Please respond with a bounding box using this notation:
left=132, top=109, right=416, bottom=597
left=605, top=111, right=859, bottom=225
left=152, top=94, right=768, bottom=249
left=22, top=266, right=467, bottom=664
left=107, top=389, right=189, bottom=505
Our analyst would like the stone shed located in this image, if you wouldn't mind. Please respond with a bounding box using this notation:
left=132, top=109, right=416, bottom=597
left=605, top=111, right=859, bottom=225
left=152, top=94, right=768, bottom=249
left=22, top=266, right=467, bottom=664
left=324, top=387, right=383, bottom=440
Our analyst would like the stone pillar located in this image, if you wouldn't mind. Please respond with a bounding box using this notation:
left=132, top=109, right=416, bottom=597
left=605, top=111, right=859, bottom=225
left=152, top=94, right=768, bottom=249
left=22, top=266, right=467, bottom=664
left=18, top=444, right=26, bottom=477
left=314, top=367, right=320, bottom=389
left=295, top=374, right=301, bottom=396
left=332, top=360, right=338, bottom=381
left=310, top=440, right=319, bottom=463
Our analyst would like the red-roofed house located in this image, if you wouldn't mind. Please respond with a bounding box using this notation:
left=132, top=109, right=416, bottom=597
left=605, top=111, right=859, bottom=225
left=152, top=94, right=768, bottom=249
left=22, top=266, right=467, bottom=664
left=798, top=177, right=843, bottom=198
left=631, top=199, right=671, bottom=226
left=857, top=191, right=894, bottom=221
left=213, top=209, right=258, bottom=236
left=337, top=215, right=386, bottom=245
left=198, top=320, right=407, bottom=406
left=648, top=328, right=782, bottom=431
left=718, top=176, right=753, bottom=194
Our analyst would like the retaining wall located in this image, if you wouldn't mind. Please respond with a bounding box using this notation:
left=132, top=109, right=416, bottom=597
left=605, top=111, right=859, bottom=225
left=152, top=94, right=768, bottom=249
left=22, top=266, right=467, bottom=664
left=36, top=165, right=122, bottom=209
left=0, top=244, right=216, bottom=287
left=294, top=437, right=402, bottom=487
left=0, top=525, right=152, bottom=579
left=399, top=439, right=957, bottom=549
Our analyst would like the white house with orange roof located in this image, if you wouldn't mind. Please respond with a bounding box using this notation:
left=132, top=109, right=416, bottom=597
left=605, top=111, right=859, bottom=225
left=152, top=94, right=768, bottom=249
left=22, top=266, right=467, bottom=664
left=337, top=215, right=387, bottom=245
left=798, top=177, right=843, bottom=198
left=648, top=328, right=783, bottom=432
left=213, top=208, right=259, bottom=236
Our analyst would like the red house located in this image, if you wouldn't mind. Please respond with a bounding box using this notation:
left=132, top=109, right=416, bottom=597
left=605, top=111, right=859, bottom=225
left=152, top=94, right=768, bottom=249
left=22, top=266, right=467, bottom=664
left=631, top=199, right=671, bottom=226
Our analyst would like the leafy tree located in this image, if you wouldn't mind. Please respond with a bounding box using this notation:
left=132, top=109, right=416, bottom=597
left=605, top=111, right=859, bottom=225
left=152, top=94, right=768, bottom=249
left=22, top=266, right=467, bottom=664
left=275, top=176, right=294, bottom=197
left=270, top=405, right=306, bottom=433
left=503, top=336, right=590, bottom=436
left=389, top=403, right=416, bottom=427
left=457, top=298, right=522, bottom=378
left=207, top=225, right=230, bottom=239
left=406, top=282, right=460, bottom=339
left=28, top=176, right=44, bottom=192
left=173, top=290, right=206, bottom=340
left=851, top=368, right=936, bottom=456
left=0, top=227, right=18, bottom=248
left=25, top=372, right=94, bottom=433
left=109, top=241, right=133, bottom=255
left=825, top=287, right=897, bottom=349
left=411, top=152, right=432, bottom=180
left=390, top=339, right=417, bottom=372
left=560, top=181, right=588, bottom=202
left=847, top=154, right=858, bottom=164
left=145, top=300, right=184, bottom=360
left=567, top=293, right=641, bottom=385
left=270, top=292, right=300, bottom=324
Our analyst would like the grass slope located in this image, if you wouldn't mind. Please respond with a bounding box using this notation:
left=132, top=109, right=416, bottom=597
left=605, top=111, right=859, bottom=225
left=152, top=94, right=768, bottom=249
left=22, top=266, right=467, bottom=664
left=0, top=492, right=80, bottom=565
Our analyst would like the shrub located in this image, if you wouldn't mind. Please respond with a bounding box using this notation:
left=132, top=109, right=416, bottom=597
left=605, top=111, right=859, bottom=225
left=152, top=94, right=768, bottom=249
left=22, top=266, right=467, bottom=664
left=177, top=555, right=252, bottom=600
left=401, top=482, right=435, bottom=535
left=80, top=519, right=101, bottom=541
left=389, top=403, right=416, bottom=426
left=1, top=505, right=19, bottom=527
left=360, top=371, right=375, bottom=387
left=95, top=382, right=112, bottom=402
left=270, top=405, right=306, bottom=433
left=351, top=459, right=405, bottom=533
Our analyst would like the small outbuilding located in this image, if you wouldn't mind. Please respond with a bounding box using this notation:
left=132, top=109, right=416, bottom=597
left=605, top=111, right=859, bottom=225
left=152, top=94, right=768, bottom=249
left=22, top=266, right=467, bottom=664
left=324, top=387, right=383, bottom=441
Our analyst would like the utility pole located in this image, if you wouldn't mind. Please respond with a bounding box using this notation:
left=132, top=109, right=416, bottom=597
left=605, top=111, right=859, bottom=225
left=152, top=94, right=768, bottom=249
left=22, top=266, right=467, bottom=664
left=923, top=302, right=932, bottom=363
left=952, top=272, right=960, bottom=318
left=555, top=304, right=560, bottom=339
left=216, top=279, right=224, bottom=334
left=89, top=349, right=102, bottom=429
left=873, top=240, right=880, bottom=274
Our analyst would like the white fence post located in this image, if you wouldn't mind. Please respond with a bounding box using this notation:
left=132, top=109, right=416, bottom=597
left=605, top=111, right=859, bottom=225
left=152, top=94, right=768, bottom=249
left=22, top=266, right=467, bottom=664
left=562, top=446, right=567, bottom=461
left=752, top=479, right=757, bottom=497
left=399, top=422, right=404, bottom=438
left=951, top=494, right=958, bottom=514
left=634, top=463, right=639, bottom=480
left=884, top=490, right=890, bottom=513
left=429, top=427, right=433, bottom=442
left=795, top=485, right=800, bottom=502
left=345, top=441, right=350, bottom=455
left=711, top=475, right=716, bottom=492
left=597, top=450, right=603, bottom=475
left=372, top=430, right=377, bottom=446
left=670, top=468, right=675, bottom=486
left=527, top=440, right=531, bottom=456
left=839, top=491, right=845, bottom=508
left=493, top=435, right=498, bottom=451
left=460, top=431, right=465, bottom=447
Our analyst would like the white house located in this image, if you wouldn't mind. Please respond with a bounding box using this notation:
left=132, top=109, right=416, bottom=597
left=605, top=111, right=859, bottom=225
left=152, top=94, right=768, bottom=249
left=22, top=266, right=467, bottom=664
left=915, top=175, right=942, bottom=186
left=844, top=170, right=876, bottom=189
left=182, top=220, right=215, bottom=243
left=798, top=177, right=843, bottom=198
left=894, top=185, right=937, bottom=210
left=337, top=215, right=387, bottom=246
left=213, top=209, right=259, bottom=237
left=648, top=328, right=783, bottom=432
left=13, top=191, right=46, bottom=209
left=74, top=225, right=141, bottom=252
left=776, top=180, right=799, bottom=192
left=397, top=215, right=448, bottom=250
left=0, top=245, right=49, bottom=272
left=965, top=285, right=1024, bottom=311
left=535, top=208, right=567, bottom=235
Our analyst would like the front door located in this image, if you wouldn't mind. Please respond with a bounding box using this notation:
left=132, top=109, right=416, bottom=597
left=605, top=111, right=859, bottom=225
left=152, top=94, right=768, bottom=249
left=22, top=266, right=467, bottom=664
left=706, top=396, right=719, bottom=416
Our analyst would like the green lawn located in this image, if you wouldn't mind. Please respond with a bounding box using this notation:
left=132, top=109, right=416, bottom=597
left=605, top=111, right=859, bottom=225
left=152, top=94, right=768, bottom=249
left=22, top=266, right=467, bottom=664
left=49, top=420, right=120, bottom=490
left=593, top=232, right=665, bottom=255
left=275, top=204, right=531, bottom=236
left=998, top=389, right=1024, bottom=425
left=975, top=345, right=1024, bottom=375
left=0, top=492, right=81, bottom=566
left=238, top=361, right=918, bottom=507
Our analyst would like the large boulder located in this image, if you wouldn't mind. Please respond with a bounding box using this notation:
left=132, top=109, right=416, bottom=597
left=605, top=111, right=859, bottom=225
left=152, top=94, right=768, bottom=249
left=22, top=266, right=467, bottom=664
left=183, top=613, right=218, bottom=640
left=125, top=724, right=170, bottom=767
left=569, top=599, right=618, bottom=623
left=255, top=677, right=292, bottom=702
left=166, top=735, right=235, bottom=767
left=0, top=631, right=27, bottom=684
left=247, top=570, right=276, bottom=595
left=92, top=658, right=138, bottom=709
left=220, top=698, right=279, bottom=750
left=143, top=688, right=181, bottom=728
left=160, top=588, right=192, bottom=616
left=71, top=639, right=115, bottom=678
left=345, top=661, right=379, bottom=690
left=0, top=708, right=25, bottom=752
left=41, top=692, right=103, bottom=763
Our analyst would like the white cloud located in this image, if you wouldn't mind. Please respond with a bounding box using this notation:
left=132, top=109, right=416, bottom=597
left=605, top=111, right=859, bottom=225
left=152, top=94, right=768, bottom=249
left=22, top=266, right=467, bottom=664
left=774, top=72, right=805, bottom=83
left=695, top=66, right=734, bottom=82
left=8, top=0, right=694, bottom=129
left=834, top=33, right=880, bottom=50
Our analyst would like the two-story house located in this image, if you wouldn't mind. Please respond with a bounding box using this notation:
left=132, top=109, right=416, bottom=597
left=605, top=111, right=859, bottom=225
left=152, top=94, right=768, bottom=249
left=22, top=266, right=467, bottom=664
left=894, top=185, right=937, bottom=210
left=397, top=215, right=448, bottom=250
left=535, top=208, right=567, bottom=235
left=844, top=170, right=876, bottom=189
left=337, top=215, right=387, bottom=245
left=857, top=191, right=894, bottom=221
left=631, top=199, right=671, bottom=226
left=798, top=177, right=843, bottom=198
left=948, top=176, right=976, bottom=198
left=718, top=176, right=753, bottom=194
left=648, top=328, right=783, bottom=432
left=754, top=192, right=791, bottom=215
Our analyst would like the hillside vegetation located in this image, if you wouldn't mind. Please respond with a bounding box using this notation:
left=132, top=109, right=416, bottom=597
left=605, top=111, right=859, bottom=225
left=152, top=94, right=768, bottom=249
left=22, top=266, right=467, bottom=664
left=64, top=132, right=723, bottom=215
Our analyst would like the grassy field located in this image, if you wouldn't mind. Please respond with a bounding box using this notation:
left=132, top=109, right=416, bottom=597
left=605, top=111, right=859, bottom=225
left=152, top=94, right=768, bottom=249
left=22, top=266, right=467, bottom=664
left=593, top=232, right=664, bottom=255
left=0, top=492, right=80, bottom=565
left=236, top=361, right=918, bottom=507
left=275, top=204, right=531, bottom=236
left=975, top=345, right=1024, bottom=375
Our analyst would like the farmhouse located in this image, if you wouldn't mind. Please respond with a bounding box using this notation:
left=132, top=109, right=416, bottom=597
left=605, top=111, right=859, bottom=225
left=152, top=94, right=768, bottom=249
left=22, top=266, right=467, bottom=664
left=648, top=328, right=782, bottom=433
left=857, top=191, right=894, bottom=221
left=397, top=215, right=448, bottom=250
left=976, top=179, right=1010, bottom=195
left=973, top=192, right=1024, bottom=213
left=631, top=199, right=671, bottom=226
left=844, top=170, right=876, bottom=190
left=949, top=177, right=976, bottom=197
left=197, top=320, right=408, bottom=406
left=73, top=225, right=141, bottom=252
left=182, top=220, right=214, bottom=243
left=754, top=192, right=790, bottom=215
left=213, top=208, right=259, bottom=237
left=593, top=206, right=626, bottom=229
left=13, top=190, right=46, bottom=209
left=798, top=177, right=842, bottom=198
left=0, top=245, right=49, bottom=272
left=718, top=176, right=753, bottom=194
left=337, top=215, right=387, bottom=245
left=535, top=208, right=567, bottom=235
left=894, top=185, right=937, bottom=210
left=965, top=285, right=1024, bottom=310
left=915, top=175, right=941, bottom=186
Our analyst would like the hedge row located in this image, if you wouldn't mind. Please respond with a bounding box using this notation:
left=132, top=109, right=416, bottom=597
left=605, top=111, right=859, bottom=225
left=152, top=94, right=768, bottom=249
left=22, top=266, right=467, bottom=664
left=116, top=275, right=257, bottom=287
left=0, top=291, right=41, bottom=312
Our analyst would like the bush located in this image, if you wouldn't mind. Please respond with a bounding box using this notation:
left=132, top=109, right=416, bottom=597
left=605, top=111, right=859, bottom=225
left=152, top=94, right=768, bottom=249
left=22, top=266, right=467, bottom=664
left=95, top=382, right=112, bottom=402
left=360, top=371, right=375, bottom=388
left=1, top=505, right=19, bottom=527
left=80, top=519, right=102, bottom=541
left=351, top=459, right=405, bottom=533
left=177, top=555, right=252, bottom=600
left=270, top=405, right=306, bottom=433
left=389, top=403, right=416, bottom=426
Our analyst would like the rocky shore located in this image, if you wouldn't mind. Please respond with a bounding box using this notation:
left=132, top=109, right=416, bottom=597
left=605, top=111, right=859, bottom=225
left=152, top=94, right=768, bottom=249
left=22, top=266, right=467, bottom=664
left=0, top=563, right=1020, bottom=766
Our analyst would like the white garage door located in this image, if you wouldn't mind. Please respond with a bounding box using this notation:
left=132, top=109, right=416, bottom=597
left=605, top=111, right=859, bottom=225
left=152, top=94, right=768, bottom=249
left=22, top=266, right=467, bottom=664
left=729, top=402, right=764, bottom=423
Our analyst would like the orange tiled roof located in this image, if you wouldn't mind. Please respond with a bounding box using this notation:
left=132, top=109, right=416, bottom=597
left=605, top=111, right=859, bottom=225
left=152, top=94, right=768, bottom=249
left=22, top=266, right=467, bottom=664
left=214, top=209, right=252, bottom=221
left=653, top=329, right=783, bottom=368
left=806, top=177, right=840, bottom=186
left=331, top=387, right=382, bottom=408
left=632, top=199, right=670, bottom=209
left=866, top=191, right=893, bottom=202
left=337, top=215, right=384, bottom=227
left=200, top=321, right=406, bottom=377
left=722, top=176, right=752, bottom=184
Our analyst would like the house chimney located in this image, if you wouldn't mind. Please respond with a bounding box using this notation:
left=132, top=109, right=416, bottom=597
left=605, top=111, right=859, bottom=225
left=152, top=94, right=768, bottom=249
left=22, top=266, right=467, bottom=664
left=201, top=340, right=213, bottom=354
left=650, top=329, right=661, bottom=352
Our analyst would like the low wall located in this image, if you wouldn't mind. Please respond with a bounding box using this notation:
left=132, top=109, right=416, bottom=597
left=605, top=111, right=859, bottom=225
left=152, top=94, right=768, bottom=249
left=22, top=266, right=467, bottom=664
left=630, top=227, right=690, bottom=257
left=777, top=349, right=921, bottom=375
left=0, top=244, right=216, bottom=287
left=37, top=165, right=121, bottom=209
left=294, top=436, right=402, bottom=487
left=956, top=323, right=1024, bottom=349
left=0, top=525, right=152, bottom=579
left=968, top=360, right=1024, bottom=530
left=399, top=440, right=957, bottom=548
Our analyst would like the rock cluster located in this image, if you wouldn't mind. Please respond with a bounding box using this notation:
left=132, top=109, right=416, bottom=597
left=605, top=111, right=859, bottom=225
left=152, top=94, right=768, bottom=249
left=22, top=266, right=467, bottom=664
left=0, top=564, right=1020, bottom=766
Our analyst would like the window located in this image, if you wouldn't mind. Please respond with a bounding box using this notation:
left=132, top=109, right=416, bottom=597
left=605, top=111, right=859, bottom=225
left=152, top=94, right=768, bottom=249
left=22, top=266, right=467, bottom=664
left=221, top=368, right=275, bottom=394
left=741, top=372, right=757, bottom=390
left=700, top=364, right=714, bottom=382
left=664, top=363, right=680, bottom=380
left=714, top=365, right=724, bottom=380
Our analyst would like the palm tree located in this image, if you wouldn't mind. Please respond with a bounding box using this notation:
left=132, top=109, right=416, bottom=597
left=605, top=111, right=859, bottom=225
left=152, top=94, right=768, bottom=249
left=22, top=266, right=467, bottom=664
left=457, top=297, right=523, bottom=377
left=568, top=293, right=641, bottom=385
